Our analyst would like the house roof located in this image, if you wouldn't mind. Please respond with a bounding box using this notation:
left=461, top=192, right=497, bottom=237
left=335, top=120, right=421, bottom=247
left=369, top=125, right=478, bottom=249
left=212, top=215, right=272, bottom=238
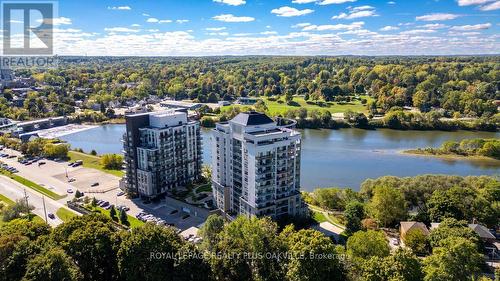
left=231, top=111, right=274, bottom=126
left=400, top=221, right=430, bottom=236
left=468, top=224, right=495, bottom=240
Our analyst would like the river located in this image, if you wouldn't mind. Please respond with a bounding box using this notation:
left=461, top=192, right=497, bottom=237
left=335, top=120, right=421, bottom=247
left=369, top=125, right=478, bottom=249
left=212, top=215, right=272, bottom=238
left=59, top=124, right=499, bottom=191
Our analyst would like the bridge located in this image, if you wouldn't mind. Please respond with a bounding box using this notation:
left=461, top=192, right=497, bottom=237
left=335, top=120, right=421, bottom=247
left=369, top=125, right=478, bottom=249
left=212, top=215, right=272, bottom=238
left=16, top=116, right=68, bottom=134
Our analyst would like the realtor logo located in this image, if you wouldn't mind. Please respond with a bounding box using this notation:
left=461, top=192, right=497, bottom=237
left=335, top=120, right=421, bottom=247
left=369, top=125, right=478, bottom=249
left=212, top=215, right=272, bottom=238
left=2, top=1, right=54, bottom=55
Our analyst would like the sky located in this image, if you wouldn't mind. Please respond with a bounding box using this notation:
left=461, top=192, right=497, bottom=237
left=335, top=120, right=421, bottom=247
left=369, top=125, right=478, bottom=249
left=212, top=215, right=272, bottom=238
left=4, top=0, right=500, bottom=56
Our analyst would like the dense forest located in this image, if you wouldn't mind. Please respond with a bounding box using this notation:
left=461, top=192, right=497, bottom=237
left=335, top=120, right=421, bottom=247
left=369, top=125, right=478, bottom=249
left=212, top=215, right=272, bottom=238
left=1, top=174, right=499, bottom=281
left=2, top=56, right=499, bottom=125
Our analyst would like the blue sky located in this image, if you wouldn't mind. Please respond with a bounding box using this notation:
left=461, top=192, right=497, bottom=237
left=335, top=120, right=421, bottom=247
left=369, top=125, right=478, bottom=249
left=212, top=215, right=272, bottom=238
left=14, top=0, right=500, bottom=55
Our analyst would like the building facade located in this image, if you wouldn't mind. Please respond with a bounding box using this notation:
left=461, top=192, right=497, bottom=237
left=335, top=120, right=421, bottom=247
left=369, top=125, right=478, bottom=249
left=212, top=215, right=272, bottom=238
left=123, top=110, right=202, bottom=198
left=211, top=111, right=303, bottom=219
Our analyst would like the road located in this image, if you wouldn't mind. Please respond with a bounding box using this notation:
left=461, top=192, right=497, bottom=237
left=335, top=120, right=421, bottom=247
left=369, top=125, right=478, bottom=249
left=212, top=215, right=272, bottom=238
left=0, top=147, right=209, bottom=230
left=0, top=176, right=75, bottom=226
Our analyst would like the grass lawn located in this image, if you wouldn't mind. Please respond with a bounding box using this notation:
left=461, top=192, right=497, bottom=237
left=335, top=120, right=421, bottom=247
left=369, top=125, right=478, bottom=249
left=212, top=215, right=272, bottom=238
left=0, top=193, right=15, bottom=226
left=312, top=211, right=328, bottom=223
left=0, top=193, right=15, bottom=206
left=0, top=193, right=44, bottom=226
left=56, top=207, right=77, bottom=222
left=88, top=206, right=144, bottom=228
left=0, top=170, right=65, bottom=200
left=194, top=183, right=212, bottom=193
left=68, top=151, right=124, bottom=177
left=221, top=95, right=373, bottom=116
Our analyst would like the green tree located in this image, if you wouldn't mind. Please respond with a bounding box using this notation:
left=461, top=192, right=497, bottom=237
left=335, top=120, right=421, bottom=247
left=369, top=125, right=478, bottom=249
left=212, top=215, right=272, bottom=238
left=428, top=218, right=479, bottom=248
left=403, top=229, right=429, bottom=256
left=60, top=217, right=120, bottom=281
left=109, top=205, right=117, bottom=221
left=174, top=243, right=213, bottom=281
left=281, top=226, right=346, bottom=281
left=22, top=247, right=83, bottom=281
left=347, top=230, right=390, bottom=259
left=117, top=223, right=182, bottom=281
left=367, top=185, right=407, bottom=227
left=209, top=216, right=285, bottom=281
left=119, top=209, right=129, bottom=226
left=344, top=201, right=365, bottom=234
left=2, top=199, right=35, bottom=222
left=359, top=248, right=423, bottom=281
left=423, top=237, right=483, bottom=281
left=100, top=154, right=124, bottom=170
left=198, top=214, right=224, bottom=251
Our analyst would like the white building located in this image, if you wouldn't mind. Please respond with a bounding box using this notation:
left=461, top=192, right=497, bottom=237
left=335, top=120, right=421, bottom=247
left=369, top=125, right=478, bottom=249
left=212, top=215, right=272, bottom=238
left=123, top=110, right=202, bottom=198
left=211, top=111, right=303, bottom=219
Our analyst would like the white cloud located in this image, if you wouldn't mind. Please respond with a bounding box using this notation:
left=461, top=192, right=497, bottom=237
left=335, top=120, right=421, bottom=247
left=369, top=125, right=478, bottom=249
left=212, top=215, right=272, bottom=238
left=457, top=0, right=494, bottom=6
left=292, top=23, right=312, bottom=28
left=380, top=25, right=399, bottom=31
left=213, top=14, right=255, bottom=22
left=232, top=33, right=254, bottom=36
left=131, top=24, right=141, bottom=27
left=142, top=13, right=150, bottom=16
left=416, top=13, right=460, bottom=21
left=108, top=6, right=131, bottom=10
left=208, top=32, right=229, bottom=36
left=271, top=6, right=314, bottom=17
left=206, top=27, right=227, bottom=31
left=318, top=0, right=356, bottom=5
left=479, top=1, right=500, bottom=10
left=450, top=23, right=491, bottom=31
left=332, top=6, right=377, bottom=19
left=419, top=23, right=448, bottom=29
left=104, top=27, right=140, bottom=33
left=146, top=18, right=172, bottom=24
left=51, top=27, right=500, bottom=57
left=387, top=1, right=396, bottom=4
left=400, top=29, right=436, bottom=35
left=261, top=31, right=278, bottom=35
left=213, top=0, right=246, bottom=6
left=176, top=20, right=189, bottom=24
left=292, top=0, right=317, bottom=3
left=303, top=21, right=364, bottom=31
left=37, top=17, right=72, bottom=25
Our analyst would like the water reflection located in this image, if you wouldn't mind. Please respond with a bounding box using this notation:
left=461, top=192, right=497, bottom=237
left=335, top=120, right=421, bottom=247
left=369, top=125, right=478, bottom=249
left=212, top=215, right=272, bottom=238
left=60, top=124, right=499, bottom=191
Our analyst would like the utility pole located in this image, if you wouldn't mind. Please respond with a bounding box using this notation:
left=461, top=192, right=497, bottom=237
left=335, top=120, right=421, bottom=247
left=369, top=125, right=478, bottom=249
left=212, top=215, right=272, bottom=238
left=23, top=188, right=29, bottom=214
left=42, top=196, right=48, bottom=223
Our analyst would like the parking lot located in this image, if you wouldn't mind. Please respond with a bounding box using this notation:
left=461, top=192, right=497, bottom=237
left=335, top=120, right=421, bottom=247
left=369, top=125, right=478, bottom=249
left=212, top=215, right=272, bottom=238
left=0, top=147, right=210, bottom=230
left=0, top=148, right=120, bottom=196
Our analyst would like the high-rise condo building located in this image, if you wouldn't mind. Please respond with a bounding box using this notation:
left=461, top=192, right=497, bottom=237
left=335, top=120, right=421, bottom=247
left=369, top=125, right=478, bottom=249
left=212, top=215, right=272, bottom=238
left=123, top=110, right=202, bottom=198
left=211, top=111, right=303, bottom=219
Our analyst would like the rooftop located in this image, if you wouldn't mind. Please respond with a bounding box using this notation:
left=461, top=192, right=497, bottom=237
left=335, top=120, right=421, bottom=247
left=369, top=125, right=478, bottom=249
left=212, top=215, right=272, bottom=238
left=231, top=111, right=274, bottom=126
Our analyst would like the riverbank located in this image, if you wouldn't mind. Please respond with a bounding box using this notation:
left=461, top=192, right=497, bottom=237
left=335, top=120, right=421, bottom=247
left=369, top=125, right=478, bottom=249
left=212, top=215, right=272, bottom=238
left=402, top=149, right=500, bottom=163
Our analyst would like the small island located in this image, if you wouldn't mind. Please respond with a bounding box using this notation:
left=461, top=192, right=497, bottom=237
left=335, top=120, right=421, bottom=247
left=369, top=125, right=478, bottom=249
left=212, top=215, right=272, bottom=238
left=404, top=138, right=500, bottom=161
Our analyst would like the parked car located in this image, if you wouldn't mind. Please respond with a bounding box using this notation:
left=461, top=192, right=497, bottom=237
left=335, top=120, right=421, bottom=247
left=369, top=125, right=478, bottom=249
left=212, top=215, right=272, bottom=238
left=67, top=188, right=73, bottom=193
left=90, top=182, right=99, bottom=187
left=68, top=178, right=76, bottom=183
left=48, top=213, right=55, bottom=219
left=117, top=191, right=125, bottom=196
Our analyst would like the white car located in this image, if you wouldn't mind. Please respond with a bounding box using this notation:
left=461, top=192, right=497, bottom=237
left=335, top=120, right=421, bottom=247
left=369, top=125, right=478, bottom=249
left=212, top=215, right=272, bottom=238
left=117, top=191, right=125, bottom=196
left=67, top=188, right=74, bottom=193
